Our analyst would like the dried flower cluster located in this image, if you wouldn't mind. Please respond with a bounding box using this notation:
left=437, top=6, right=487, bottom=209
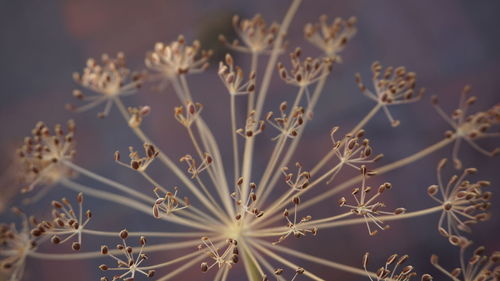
left=31, top=193, right=91, bottom=251
left=16, top=121, right=76, bottom=194
left=1, top=1, right=499, bottom=281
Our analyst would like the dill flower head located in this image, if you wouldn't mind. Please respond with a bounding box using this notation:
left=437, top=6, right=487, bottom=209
left=2, top=2, right=499, bottom=281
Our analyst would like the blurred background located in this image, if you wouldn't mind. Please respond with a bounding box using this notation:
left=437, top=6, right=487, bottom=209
left=0, top=0, right=499, bottom=280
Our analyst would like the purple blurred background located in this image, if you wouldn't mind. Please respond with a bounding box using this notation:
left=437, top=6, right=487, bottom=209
left=1, top=1, right=499, bottom=280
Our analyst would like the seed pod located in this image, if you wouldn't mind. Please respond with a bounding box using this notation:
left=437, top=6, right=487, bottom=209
left=119, top=229, right=129, bottom=240
left=201, top=262, right=208, bottom=272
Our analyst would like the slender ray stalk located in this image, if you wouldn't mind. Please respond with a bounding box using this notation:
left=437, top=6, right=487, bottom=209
left=241, top=0, right=303, bottom=207
left=255, top=206, right=441, bottom=236
left=171, top=76, right=235, bottom=217
left=186, top=127, right=228, bottom=218
left=61, top=160, right=152, bottom=203
left=156, top=254, right=206, bottom=281
left=249, top=239, right=325, bottom=281
left=230, top=93, right=240, bottom=184
left=247, top=52, right=259, bottom=114
left=256, top=86, right=306, bottom=203
left=245, top=243, right=287, bottom=281
left=60, top=179, right=218, bottom=231
left=241, top=241, right=265, bottom=281
left=220, top=265, right=230, bottom=281
left=27, top=238, right=209, bottom=260
left=259, top=136, right=455, bottom=227
left=139, top=250, right=200, bottom=271
left=254, top=162, right=343, bottom=228
left=81, top=229, right=205, bottom=238
left=259, top=74, right=329, bottom=208
left=254, top=0, right=303, bottom=119
left=256, top=239, right=383, bottom=280
left=302, top=136, right=456, bottom=211
left=240, top=240, right=265, bottom=278
left=113, top=97, right=230, bottom=222
left=180, top=74, right=232, bottom=198
left=252, top=212, right=352, bottom=237
left=312, top=205, right=442, bottom=229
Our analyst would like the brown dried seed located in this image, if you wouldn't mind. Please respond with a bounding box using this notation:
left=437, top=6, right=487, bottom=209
left=427, top=185, right=438, bottom=195
left=421, top=274, right=433, bottom=281
left=430, top=255, right=439, bottom=265
left=77, top=192, right=84, bottom=204
left=119, top=229, right=129, bottom=239
left=201, top=262, right=208, bottom=272
left=52, top=201, right=63, bottom=208
left=51, top=236, right=61, bottom=244
left=394, top=208, right=406, bottom=215
left=451, top=268, right=461, bottom=277
left=101, top=245, right=109, bottom=255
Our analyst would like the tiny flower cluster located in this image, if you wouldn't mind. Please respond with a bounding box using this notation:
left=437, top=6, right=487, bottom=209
left=281, top=162, right=311, bottom=191
left=70, top=53, right=143, bottom=118
left=304, top=15, right=357, bottom=60
left=277, top=48, right=333, bottom=88
left=431, top=239, right=500, bottom=281
left=340, top=168, right=405, bottom=236
left=328, top=127, right=382, bottom=184
left=356, top=62, right=424, bottom=127
left=266, top=102, right=305, bottom=140
left=218, top=54, right=256, bottom=96
left=152, top=186, right=190, bottom=218
left=220, top=14, right=280, bottom=54
left=231, top=178, right=264, bottom=220
left=0, top=208, right=38, bottom=281
left=115, top=144, right=159, bottom=172
left=363, top=252, right=431, bottom=281
left=432, top=86, right=500, bottom=169
left=428, top=159, right=491, bottom=244
left=31, top=193, right=91, bottom=251
left=99, top=230, right=155, bottom=281
left=17, top=121, right=76, bottom=193
left=199, top=237, right=239, bottom=272
left=145, top=35, right=212, bottom=77
left=274, top=196, right=317, bottom=245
